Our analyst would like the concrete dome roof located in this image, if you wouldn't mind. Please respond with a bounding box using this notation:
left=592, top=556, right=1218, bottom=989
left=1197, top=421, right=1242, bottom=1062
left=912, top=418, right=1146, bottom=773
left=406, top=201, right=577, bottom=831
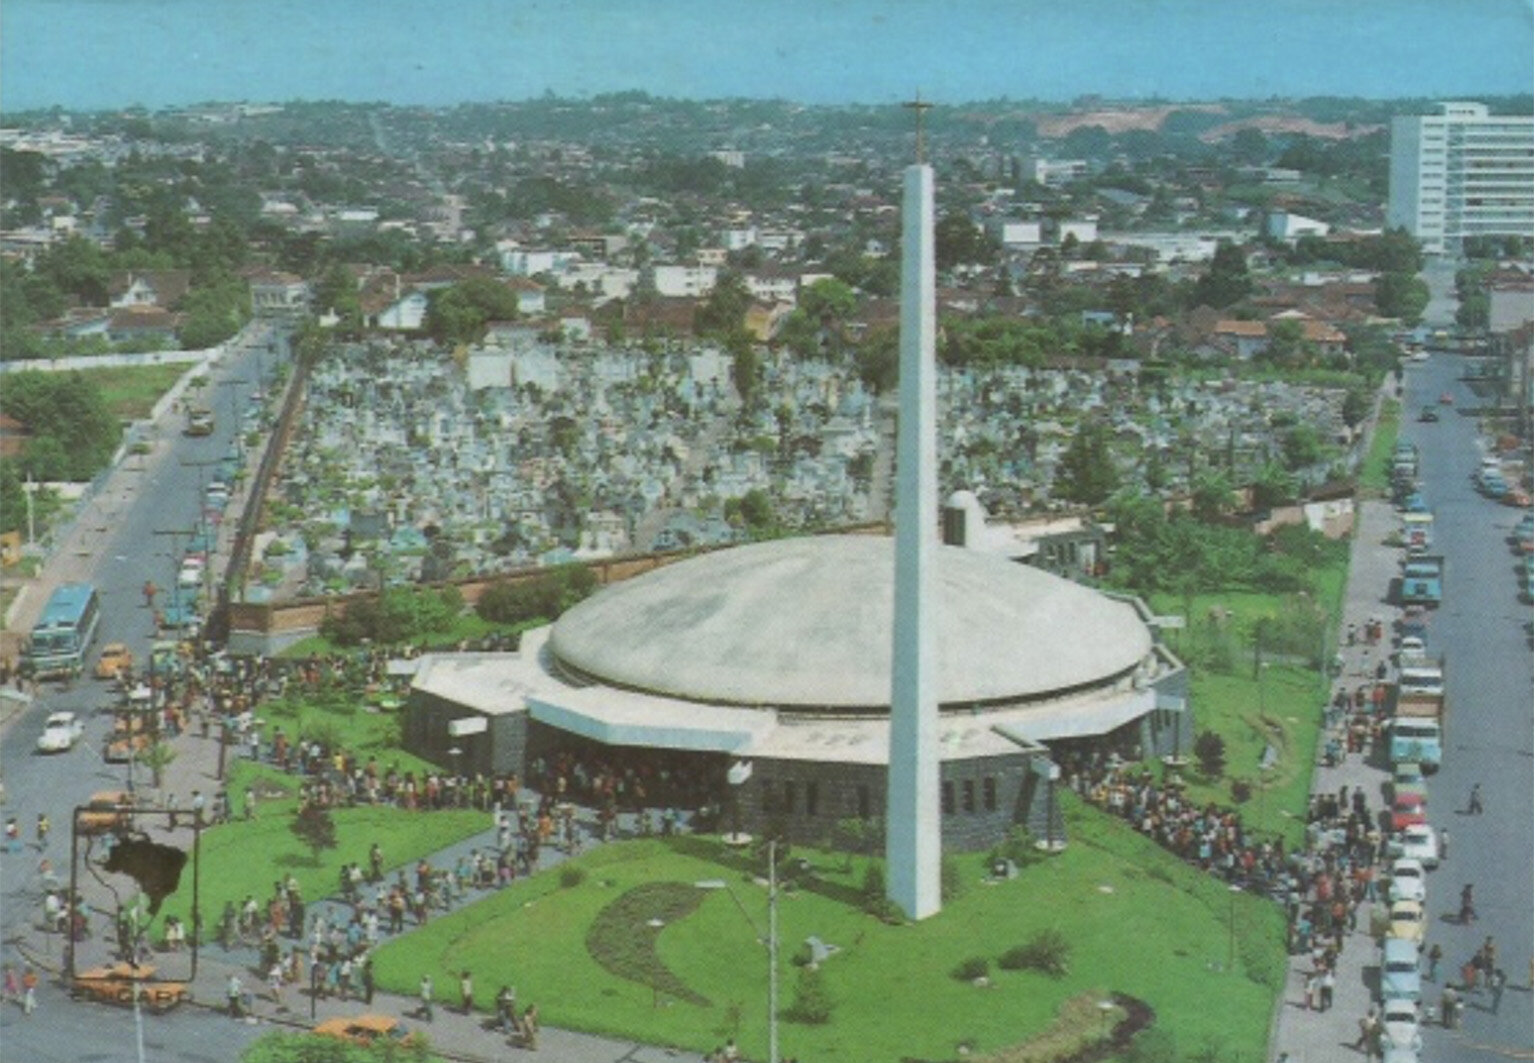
left=549, top=535, right=1152, bottom=711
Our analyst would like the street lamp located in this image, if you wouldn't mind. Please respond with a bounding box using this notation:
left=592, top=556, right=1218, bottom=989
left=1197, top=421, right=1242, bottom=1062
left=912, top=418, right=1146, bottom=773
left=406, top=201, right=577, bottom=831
left=697, top=838, right=779, bottom=1063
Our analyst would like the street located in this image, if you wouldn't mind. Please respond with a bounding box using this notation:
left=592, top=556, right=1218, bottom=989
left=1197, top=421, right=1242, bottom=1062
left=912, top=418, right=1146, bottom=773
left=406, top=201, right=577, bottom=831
left=0, top=330, right=280, bottom=1061
left=1407, top=352, right=1533, bottom=1061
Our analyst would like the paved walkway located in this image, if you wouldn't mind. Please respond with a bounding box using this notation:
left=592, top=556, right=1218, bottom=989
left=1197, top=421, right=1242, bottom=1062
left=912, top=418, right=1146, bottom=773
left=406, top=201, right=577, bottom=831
left=1265, top=491, right=1404, bottom=1063
left=13, top=716, right=693, bottom=1062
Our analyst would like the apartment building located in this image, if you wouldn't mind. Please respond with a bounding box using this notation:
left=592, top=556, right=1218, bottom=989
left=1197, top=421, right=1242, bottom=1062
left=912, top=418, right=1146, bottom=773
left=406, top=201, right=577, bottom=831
left=1388, top=102, right=1534, bottom=255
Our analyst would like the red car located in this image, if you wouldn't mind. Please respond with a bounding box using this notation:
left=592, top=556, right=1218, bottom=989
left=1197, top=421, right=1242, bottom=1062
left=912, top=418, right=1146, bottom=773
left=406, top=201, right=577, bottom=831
left=1391, top=793, right=1428, bottom=831
left=1438, top=392, right=1454, bottom=406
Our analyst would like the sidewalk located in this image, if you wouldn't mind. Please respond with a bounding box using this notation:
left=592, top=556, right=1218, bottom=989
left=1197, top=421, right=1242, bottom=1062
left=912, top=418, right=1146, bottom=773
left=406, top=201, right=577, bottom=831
left=1264, top=491, right=1403, bottom=1063
left=13, top=716, right=686, bottom=1063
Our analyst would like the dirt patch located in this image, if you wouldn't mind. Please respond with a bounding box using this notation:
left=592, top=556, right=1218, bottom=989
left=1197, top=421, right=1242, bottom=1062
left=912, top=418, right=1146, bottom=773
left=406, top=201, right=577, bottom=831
left=903, top=990, right=1155, bottom=1063
left=1198, top=116, right=1385, bottom=142
left=1033, top=105, right=1224, bottom=137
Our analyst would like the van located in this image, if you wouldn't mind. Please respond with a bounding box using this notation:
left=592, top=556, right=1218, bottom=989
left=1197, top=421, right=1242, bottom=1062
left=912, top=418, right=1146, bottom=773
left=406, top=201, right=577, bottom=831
left=1397, top=665, right=1443, bottom=698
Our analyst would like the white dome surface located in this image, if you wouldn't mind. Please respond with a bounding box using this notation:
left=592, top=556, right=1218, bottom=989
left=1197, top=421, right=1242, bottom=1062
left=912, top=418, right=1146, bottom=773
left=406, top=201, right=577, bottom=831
left=549, top=535, right=1151, bottom=710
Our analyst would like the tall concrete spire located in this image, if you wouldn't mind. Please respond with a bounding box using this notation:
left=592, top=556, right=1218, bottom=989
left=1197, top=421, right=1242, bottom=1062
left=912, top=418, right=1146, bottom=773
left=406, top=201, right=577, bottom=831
left=886, top=153, right=941, bottom=921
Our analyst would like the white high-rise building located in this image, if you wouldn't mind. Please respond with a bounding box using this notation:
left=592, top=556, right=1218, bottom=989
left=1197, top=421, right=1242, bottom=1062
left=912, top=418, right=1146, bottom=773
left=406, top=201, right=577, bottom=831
left=1388, top=102, right=1534, bottom=255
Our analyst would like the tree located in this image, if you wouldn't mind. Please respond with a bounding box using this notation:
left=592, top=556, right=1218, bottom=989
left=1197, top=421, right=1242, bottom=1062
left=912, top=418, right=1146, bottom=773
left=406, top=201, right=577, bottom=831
left=730, top=336, right=761, bottom=411
left=1281, top=424, right=1325, bottom=471
left=425, top=277, right=521, bottom=346
left=1375, top=272, right=1429, bottom=324
left=1191, top=242, right=1252, bottom=309
left=695, top=272, right=752, bottom=337
left=935, top=212, right=996, bottom=271
left=1193, top=731, right=1227, bottom=777
left=1340, top=388, right=1371, bottom=430
left=290, top=804, right=337, bottom=866
left=1054, top=420, right=1119, bottom=505
left=1191, top=470, right=1234, bottom=524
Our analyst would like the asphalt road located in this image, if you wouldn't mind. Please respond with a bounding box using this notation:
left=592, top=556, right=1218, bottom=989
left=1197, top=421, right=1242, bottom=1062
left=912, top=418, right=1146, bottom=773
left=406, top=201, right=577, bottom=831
left=0, top=328, right=283, bottom=1059
left=1403, top=353, right=1533, bottom=1061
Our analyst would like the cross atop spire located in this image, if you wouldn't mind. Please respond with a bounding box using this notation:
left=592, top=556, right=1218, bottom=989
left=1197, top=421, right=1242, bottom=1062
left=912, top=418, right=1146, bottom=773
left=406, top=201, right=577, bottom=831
left=903, top=92, right=934, bottom=164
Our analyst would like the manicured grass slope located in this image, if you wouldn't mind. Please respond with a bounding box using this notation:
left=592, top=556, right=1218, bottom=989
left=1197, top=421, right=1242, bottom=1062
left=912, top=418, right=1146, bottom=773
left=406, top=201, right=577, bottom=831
left=372, top=810, right=1280, bottom=1063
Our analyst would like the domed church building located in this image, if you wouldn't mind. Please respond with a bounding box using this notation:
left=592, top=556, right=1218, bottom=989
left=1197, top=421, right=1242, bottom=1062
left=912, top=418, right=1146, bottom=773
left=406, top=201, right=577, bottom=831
left=404, top=534, right=1189, bottom=850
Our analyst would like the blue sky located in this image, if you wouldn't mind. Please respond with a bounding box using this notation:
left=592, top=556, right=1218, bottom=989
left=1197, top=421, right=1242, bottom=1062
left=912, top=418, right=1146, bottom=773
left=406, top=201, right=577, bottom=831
left=2, top=0, right=1531, bottom=112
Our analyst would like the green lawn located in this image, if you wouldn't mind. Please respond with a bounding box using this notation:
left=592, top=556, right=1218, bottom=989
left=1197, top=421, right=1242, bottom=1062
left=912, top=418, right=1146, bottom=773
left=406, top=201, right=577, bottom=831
left=279, top=614, right=532, bottom=660
left=371, top=813, right=1281, bottom=1063
left=152, top=779, right=488, bottom=935
left=1358, top=398, right=1403, bottom=496
left=77, top=363, right=193, bottom=421
left=1147, top=563, right=1343, bottom=849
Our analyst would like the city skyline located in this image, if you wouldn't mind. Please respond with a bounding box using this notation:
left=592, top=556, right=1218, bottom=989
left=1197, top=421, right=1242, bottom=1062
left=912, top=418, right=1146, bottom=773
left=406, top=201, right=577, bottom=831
left=2, top=0, right=1532, bottom=114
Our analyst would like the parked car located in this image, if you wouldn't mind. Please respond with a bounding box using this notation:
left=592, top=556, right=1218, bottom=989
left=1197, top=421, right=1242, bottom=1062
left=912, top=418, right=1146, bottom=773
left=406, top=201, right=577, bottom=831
left=95, top=643, right=134, bottom=680
left=1391, top=761, right=1427, bottom=803
left=36, top=711, right=85, bottom=753
left=1391, top=793, right=1428, bottom=831
left=1388, top=858, right=1427, bottom=904
left=78, top=791, right=134, bottom=834
left=1380, top=936, right=1422, bottom=1003
left=314, top=1015, right=420, bottom=1048
left=1387, top=900, right=1426, bottom=944
left=1438, top=392, right=1454, bottom=406
left=1387, top=824, right=1439, bottom=868
left=1417, top=405, right=1439, bottom=422
left=1381, top=999, right=1423, bottom=1051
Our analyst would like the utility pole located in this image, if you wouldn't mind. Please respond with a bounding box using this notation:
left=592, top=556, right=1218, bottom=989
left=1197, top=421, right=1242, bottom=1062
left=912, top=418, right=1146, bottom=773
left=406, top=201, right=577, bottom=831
left=768, top=839, right=779, bottom=1063
left=216, top=379, right=249, bottom=458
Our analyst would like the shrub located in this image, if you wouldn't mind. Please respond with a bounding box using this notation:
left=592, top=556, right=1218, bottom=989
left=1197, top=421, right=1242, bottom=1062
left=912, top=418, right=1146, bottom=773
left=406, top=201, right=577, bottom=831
left=559, top=866, right=586, bottom=888
left=782, top=964, right=833, bottom=1024
left=951, top=955, right=990, bottom=982
left=998, top=929, right=1071, bottom=978
left=1230, top=777, right=1253, bottom=803
left=1193, top=730, right=1227, bottom=777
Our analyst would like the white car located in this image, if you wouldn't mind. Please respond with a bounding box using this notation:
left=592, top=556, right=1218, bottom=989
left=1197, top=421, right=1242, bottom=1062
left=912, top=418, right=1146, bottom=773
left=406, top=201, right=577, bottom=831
left=177, top=560, right=204, bottom=588
left=1381, top=1000, right=1423, bottom=1052
left=36, top=711, right=84, bottom=753
left=1387, top=824, right=1439, bottom=868
left=1389, top=858, right=1427, bottom=903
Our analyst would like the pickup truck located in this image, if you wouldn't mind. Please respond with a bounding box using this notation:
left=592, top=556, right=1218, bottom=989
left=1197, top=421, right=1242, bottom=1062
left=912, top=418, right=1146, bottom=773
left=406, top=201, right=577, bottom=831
left=1399, top=555, right=1444, bottom=607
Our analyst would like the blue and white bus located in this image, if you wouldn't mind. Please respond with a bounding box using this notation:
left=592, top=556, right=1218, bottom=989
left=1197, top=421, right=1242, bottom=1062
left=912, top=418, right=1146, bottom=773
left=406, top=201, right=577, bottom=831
left=25, top=583, right=103, bottom=678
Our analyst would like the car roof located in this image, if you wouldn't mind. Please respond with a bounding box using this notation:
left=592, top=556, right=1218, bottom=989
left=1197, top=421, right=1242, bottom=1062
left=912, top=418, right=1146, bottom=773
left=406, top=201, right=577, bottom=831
left=315, top=1014, right=400, bottom=1035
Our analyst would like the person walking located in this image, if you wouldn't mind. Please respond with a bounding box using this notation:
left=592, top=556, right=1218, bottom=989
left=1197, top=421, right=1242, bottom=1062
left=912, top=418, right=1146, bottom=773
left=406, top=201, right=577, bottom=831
left=1426, top=943, right=1442, bottom=982
left=458, top=969, right=473, bottom=1015
left=361, top=957, right=375, bottom=1005
left=227, top=973, right=243, bottom=1018
left=496, top=984, right=517, bottom=1035
left=21, top=966, right=38, bottom=1016
left=35, top=813, right=50, bottom=851
left=1459, top=883, right=1478, bottom=923
left=1467, top=783, right=1483, bottom=815
left=418, top=974, right=433, bottom=1021
left=1319, top=967, right=1336, bottom=1012
left=1489, top=967, right=1507, bottom=1013
left=1441, top=984, right=1461, bottom=1028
